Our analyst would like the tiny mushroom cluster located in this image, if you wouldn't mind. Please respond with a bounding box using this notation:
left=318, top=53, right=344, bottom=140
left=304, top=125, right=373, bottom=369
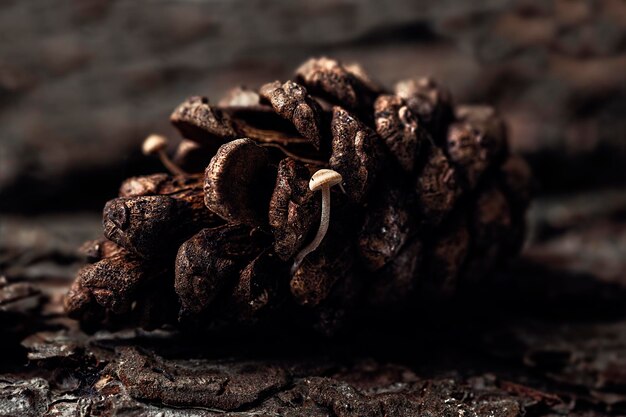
left=142, top=134, right=187, bottom=177
left=65, top=57, right=532, bottom=334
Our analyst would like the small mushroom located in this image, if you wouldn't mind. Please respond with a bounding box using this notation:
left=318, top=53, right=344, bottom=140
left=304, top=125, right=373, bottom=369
left=291, top=169, right=343, bottom=274
left=218, top=86, right=261, bottom=107
left=173, top=139, right=219, bottom=173
left=142, top=134, right=187, bottom=176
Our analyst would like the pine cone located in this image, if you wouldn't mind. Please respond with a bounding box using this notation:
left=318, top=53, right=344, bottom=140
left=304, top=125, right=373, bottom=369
left=65, top=57, right=532, bottom=334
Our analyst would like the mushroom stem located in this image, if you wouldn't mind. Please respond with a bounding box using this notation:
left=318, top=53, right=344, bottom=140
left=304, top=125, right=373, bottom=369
left=158, top=150, right=187, bottom=176
left=143, top=134, right=188, bottom=176
left=291, top=185, right=331, bottom=274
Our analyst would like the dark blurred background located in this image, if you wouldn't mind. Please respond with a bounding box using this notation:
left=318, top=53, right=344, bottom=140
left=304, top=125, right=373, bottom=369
left=1, top=3, right=626, bottom=413
left=1, top=0, right=625, bottom=214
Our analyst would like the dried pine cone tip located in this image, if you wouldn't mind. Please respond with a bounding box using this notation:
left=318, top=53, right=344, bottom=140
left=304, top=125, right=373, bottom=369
left=118, top=173, right=203, bottom=198
left=204, top=138, right=276, bottom=226
left=329, top=106, right=385, bottom=203
left=175, top=224, right=268, bottom=317
left=295, top=57, right=378, bottom=113
left=259, top=80, right=324, bottom=150
left=394, top=77, right=454, bottom=142
left=456, top=105, right=508, bottom=157
left=170, top=96, right=236, bottom=145
left=374, top=94, right=427, bottom=173
left=269, top=158, right=321, bottom=261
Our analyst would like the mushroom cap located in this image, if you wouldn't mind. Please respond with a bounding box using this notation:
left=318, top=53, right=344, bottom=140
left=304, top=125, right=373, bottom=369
left=142, top=134, right=168, bottom=155
left=309, top=169, right=342, bottom=191
left=176, top=139, right=201, bottom=153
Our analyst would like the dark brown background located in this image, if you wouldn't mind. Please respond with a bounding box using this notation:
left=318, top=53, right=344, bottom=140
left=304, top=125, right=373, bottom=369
left=1, top=0, right=625, bottom=212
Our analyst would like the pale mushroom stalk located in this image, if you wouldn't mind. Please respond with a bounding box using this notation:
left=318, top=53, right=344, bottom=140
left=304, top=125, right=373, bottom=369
left=291, top=169, right=342, bottom=274
left=158, top=152, right=187, bottom=176
left=142, top=134, right=187, bottom=176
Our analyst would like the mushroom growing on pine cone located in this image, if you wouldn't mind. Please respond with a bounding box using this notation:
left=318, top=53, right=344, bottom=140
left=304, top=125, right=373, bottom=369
left=64, top=57, right=531, bottom=335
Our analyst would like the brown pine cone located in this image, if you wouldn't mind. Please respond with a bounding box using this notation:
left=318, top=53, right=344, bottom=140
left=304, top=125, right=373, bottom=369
left=64, top=57, right=531, bottom=334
